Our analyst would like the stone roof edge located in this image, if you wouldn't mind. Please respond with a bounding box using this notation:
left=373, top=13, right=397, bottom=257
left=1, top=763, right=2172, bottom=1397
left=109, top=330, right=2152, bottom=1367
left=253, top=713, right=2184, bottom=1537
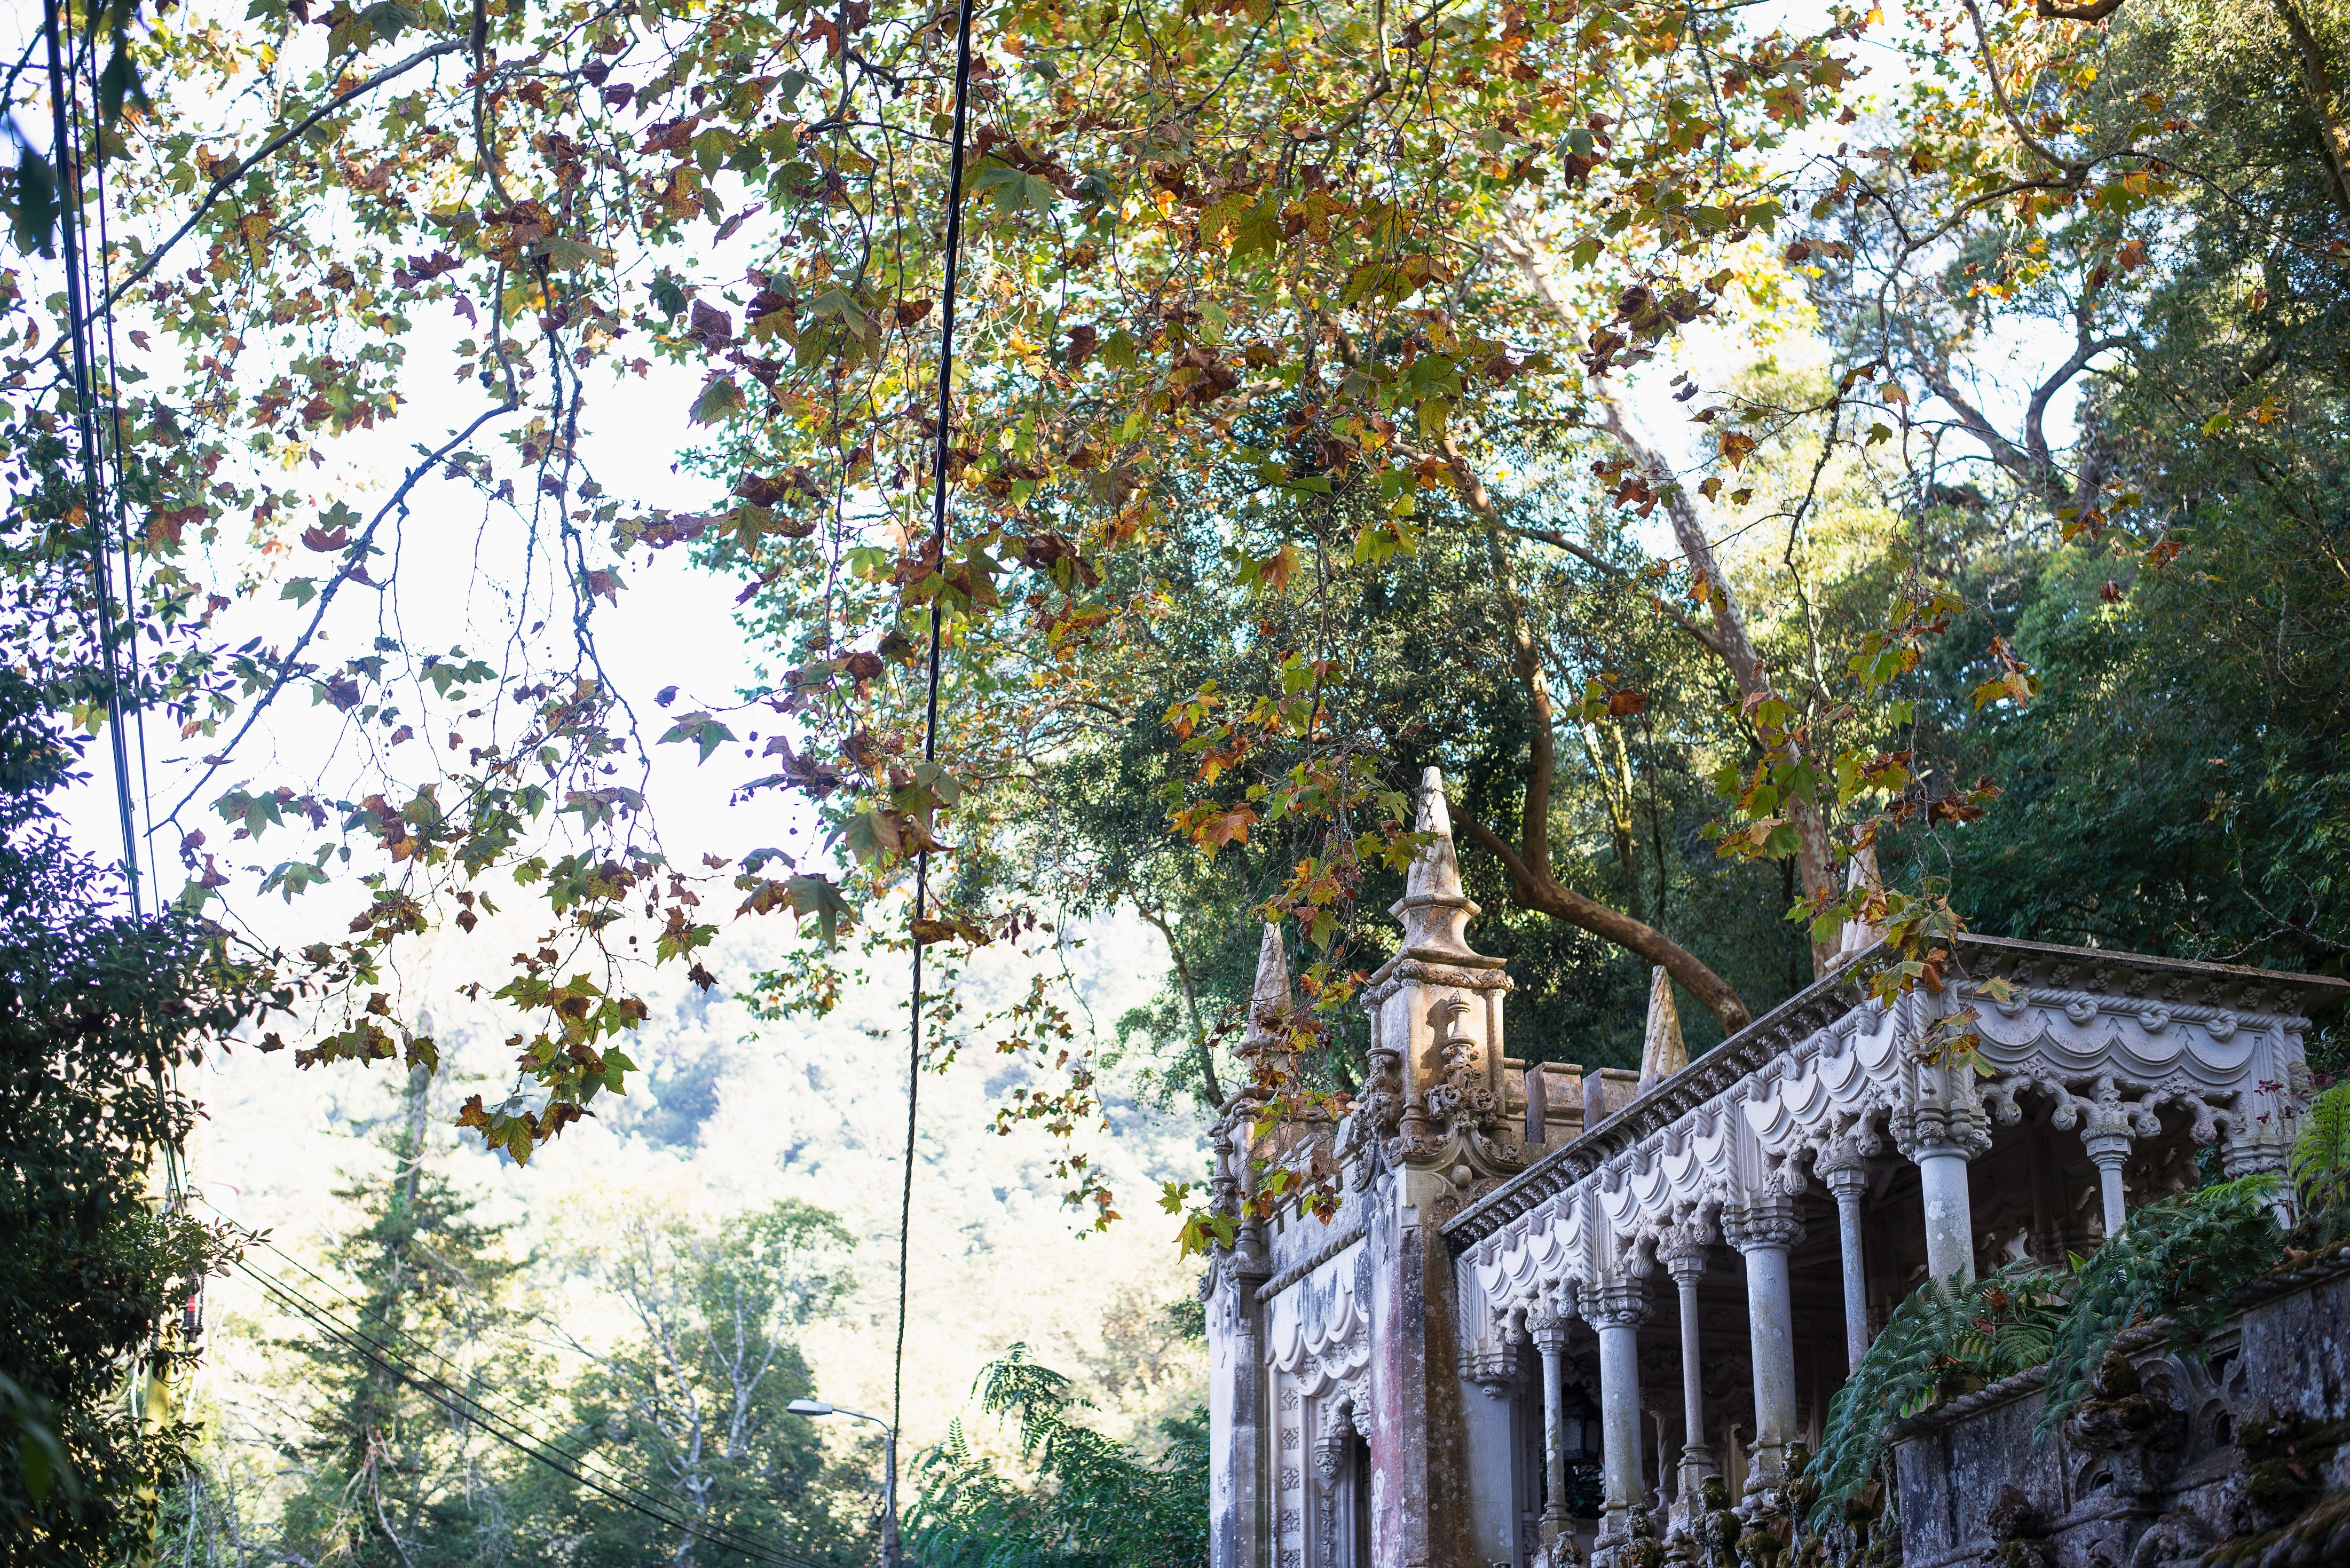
left=1439, top=946, right=1880, bottom=1248
left=1440, top=934, right=2349, bottom=1252
left=1953, top=932, right=2350, bottom=1000
left=1253, top=1215, right=1370, bottom=1304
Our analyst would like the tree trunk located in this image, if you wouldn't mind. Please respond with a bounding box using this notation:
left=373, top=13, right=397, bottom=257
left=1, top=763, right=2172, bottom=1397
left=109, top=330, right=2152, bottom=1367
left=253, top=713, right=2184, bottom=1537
left=1494, top=219, right=1840, bottom=977
left=1591, top=387, right=1841, bottom=977
left=2275, top=0, right=2350, bottom=228
left=1456, top=512, right=1755, bottom=1034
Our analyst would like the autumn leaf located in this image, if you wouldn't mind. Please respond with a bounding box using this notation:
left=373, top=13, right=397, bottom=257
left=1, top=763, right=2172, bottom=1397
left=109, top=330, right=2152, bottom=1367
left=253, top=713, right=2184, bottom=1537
left=656, top=711, right=737, bottom=762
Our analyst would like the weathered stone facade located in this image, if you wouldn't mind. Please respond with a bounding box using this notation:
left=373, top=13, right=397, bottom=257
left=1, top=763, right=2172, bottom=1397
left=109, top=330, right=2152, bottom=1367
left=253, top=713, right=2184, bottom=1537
left=1889, top=1254, right=2350, bottom=1568
left=1202, top=769, right=2348, bottom=1568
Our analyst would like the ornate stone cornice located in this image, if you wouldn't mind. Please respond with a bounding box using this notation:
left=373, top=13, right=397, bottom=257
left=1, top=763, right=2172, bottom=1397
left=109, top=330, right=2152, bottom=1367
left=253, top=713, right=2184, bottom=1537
left=1360, top=956, right=1512, bottom=1006
left=1253, top=1216, right=1369, bottom=1304
left=1952, top=933, right=2350, bottom=1020
left=1439, top=956, right=1876, bottom=1247
left=1445, top=934, right=2348, bottom=1254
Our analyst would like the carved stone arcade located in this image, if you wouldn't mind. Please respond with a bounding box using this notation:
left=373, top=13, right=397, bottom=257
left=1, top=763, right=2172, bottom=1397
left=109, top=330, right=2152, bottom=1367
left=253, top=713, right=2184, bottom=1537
left=1203, top=770, right=2347, bottom=1568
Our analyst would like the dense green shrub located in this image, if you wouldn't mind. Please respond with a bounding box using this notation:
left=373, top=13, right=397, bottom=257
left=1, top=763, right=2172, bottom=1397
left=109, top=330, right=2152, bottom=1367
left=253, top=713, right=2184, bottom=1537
left=905, top=1345, right=1208, bottom=1568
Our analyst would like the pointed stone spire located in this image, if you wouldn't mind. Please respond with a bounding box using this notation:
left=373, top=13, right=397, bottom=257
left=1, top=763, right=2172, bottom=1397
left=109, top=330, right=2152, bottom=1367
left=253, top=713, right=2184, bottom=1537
left=1244, top=919, right=1292, bottom=1049
left=1390, top=766, right=1481, bottom=960
left=1637, top=965, right=1685, bottom=1092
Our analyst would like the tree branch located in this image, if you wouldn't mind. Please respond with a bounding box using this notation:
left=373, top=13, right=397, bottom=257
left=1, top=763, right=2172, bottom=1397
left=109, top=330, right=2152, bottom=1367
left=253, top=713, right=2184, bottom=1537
left=1479, top=519, right=1557, bottom=886
left=107, top=40, right=466, bottom=308
left=1137, top=902, right=1225, bottom=1110
left=162, top=399, right=519, bottom=826
left=1454, top=805, right=1753, bottom=1033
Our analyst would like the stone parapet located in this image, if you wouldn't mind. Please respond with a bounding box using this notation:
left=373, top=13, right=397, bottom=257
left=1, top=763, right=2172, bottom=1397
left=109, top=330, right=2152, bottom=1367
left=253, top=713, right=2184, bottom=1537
left=1888, top=1249, right=2350, bottom=1568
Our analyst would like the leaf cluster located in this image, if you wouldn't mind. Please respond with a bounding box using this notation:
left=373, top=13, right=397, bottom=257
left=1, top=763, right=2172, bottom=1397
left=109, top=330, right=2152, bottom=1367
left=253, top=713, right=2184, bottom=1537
left=905, top=1344, right=1209, bottom=1568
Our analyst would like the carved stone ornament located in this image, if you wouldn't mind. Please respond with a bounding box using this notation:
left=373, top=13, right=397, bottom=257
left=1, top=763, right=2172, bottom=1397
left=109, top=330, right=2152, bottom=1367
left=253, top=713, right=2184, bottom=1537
left=1720, top=1195, right=1804, bottom=1255
left=1655, top=1214, right=1714, bottom=1285
left=1268, top=1237, right=1370, bottom=1400
left=1582, top=1275, right=1651, bottom=1330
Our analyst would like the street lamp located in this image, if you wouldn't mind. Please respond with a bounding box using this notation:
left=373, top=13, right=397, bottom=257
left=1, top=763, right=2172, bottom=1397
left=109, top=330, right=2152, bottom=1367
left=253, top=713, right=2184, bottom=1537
left=790, top=1399, right=898, bottom=1566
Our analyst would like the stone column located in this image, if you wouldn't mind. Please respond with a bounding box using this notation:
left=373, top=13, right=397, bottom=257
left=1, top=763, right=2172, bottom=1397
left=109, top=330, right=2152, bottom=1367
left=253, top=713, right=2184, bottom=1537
left=1722, top=1197, right=1804, bottom=1494
left=2223, top=1025, right=2302, bottom=1229
left=1531, top=1309, right=1573, bottom=1546
left=1914, top=1143, right=1974, bottom=1288
left=1586, top=1277, right=1651, bottom=1550
left=1461, top=1330, right=1526, bottom=1568
left=2074, top=1079, right=2142, bottom=1242
left=1655, top=1221, right=1715, bottom=1511
left=1815, top=1137, right=1872, bottom=1374
left=1897, top=1021, right=1991, bottom=1292
left=1205, top=1232, right=1272, bottom=1568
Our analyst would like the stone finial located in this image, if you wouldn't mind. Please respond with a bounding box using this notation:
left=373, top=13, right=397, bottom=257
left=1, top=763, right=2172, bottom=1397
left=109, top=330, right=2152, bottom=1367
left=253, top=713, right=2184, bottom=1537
left=1636, top=966, right=1684, bottom=1092
left=1244, top=920, right=1292, bottom=1048
left=1390, top=766, right=1481, bottom=959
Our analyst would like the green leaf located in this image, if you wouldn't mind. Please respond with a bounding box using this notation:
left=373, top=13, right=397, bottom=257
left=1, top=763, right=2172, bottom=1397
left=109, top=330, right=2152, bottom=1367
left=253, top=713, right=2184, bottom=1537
left=97, top=39, right=149, bottom=124
left=656, top=711, right=737, bottom=764
left=10, top=148, right=55, bottom=257
left=691, top=376, right=747, bottom=424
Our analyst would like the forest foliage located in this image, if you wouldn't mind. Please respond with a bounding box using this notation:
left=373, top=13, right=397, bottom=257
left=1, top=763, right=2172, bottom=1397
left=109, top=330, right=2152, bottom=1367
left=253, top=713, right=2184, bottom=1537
left=0, top=0, right=2346, bottom=1550
left=0, top=0, right=2346, bottom=1413
left=169, top=1089, right=878, bottom=1566
left=0, top=669, right=249, bottom=1561
left=906, top=1344, right=1210, bottom=1568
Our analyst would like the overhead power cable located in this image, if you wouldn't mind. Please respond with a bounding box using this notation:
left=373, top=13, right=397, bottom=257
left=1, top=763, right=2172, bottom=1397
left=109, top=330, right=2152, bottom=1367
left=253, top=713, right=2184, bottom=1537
left=226, top=1249, right=810, bottom=1564
left=236, top=1256, right=841, bottom=1568
left=40, top=0, right=142, bottom=918
left=895, top=0, right=981, bottom=1485
left=198, top=1193, right=848, bottom=1555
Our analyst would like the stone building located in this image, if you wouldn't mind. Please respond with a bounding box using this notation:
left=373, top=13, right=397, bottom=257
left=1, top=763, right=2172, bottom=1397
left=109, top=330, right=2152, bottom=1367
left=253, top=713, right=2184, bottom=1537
left=1201, top=769, right=2346, bottom=1568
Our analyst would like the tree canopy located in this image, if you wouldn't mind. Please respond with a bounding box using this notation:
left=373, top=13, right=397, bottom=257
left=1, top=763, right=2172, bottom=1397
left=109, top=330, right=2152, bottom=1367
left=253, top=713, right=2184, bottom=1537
left=1, top=0, right=2343, bottom=1233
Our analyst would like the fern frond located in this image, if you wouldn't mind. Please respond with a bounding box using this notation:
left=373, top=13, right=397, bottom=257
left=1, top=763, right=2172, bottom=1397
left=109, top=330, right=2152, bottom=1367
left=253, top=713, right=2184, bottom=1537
left=1808, top=1264, right=2062, bottom=1530
left=2291, top=1083, right=2350, bottom=1221
left=2035, top=1181, right=2280, bottom=1437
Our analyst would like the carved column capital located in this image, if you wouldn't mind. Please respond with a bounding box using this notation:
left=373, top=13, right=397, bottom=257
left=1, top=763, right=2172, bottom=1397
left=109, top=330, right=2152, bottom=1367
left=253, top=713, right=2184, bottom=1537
left=1582, top=1277, right=1651, bottom=1330
left=1819, top=1161, right=1869, bottom=1203
left=1814, top=1127, right=1872, bottom=1200
left=1722, top=1196, right=1805, bottom=1255
left=1895, top=1087, right=1992, bottom=1163
left=1656, top=1217, right=1713, bottom=1287
left=1528, top=1311, right=1574, bottom=1353
left=1465, top=1343, right=1522, bottom=1387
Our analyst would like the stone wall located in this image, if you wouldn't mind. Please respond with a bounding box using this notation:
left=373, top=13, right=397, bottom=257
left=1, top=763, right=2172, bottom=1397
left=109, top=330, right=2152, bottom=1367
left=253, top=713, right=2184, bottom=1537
left=1889, top=1251, right=2350, bottom=1568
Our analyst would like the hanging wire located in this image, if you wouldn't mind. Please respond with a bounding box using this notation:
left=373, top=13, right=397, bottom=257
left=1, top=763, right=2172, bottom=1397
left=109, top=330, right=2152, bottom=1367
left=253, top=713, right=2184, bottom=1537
left=81, top=0, right=163, bottom=911
left=894, top=0, right=980, bottom=1481
left=40, top=0, right=141, bottom=920
left=43, top=0, right=196, bottom=1443
left=198, top=1193, right=848, bottom=1559
left=237, top=1255, right=842, bottom=1568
